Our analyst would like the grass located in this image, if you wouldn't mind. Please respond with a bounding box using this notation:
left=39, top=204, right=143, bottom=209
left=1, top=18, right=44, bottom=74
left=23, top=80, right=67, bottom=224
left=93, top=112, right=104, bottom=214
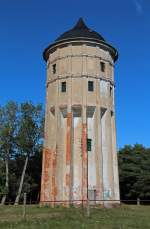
left=0, top=204, right=150, bottom=229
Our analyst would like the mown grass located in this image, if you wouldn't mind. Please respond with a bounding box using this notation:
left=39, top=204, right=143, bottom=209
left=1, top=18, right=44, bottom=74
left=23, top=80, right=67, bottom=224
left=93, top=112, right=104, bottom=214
left=0, top=204, right=150, bottom=229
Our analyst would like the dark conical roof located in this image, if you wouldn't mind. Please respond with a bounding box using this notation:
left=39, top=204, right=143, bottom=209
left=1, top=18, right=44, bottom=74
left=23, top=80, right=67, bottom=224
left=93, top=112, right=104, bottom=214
left=43, top=18, right=118, bottom=62
left=55, top=18, right=105, bottom=42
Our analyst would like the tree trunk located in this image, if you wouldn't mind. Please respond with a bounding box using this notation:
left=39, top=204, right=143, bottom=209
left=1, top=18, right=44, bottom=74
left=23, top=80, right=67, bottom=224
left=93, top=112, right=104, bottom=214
left=14, top=156, right=29, bottom=205
left=1, top=159, right=9, bottom=205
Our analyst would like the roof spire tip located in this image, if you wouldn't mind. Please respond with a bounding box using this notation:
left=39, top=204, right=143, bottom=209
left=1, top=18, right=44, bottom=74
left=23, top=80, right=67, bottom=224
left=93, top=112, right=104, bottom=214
left=74, top=17, right=88, bottom=29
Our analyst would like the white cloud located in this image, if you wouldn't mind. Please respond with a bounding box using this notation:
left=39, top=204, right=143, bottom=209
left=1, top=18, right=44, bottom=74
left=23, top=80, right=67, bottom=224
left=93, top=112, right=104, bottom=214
left=133, top=0, right=143, bottom=15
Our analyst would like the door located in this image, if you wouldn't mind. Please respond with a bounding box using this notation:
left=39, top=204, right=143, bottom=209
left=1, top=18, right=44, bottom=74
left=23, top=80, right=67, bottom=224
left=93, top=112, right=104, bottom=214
left=88, top=190, right=96, bottom=205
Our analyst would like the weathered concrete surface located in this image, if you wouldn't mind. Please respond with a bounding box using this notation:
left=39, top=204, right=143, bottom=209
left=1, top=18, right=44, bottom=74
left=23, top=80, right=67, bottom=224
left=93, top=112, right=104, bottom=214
left=40, top=40, right=120, bottom=207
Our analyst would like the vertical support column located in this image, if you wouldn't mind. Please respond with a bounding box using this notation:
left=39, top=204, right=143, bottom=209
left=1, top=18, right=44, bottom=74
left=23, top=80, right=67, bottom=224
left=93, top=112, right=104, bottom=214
left=66, top=111, right=72, bottom=205
left=101, top=108, right=114, bottom=207
left=40, top=85, right=55, bottom=205
left=51, top=150, right=57, bottom=206
left=40, top=148, right=52, bottom=205
left=82, top=107, right=87, bottom=205
left=40, top=150, right=45, bottom=203
left=40, top=148, right=48, bottom=204
left=111, top=112, right=120, bottom=203
left=50, top=76, right=59, bottom=206
left=57, top=108, right=67, bottom=204
left=40, top=88, right=49, bottom=204
left=87, top=107, right=96, bottom=200
left=72, top=107, right=82, bottom=204
left=95, top=76, right=103, bottom=204
left=40, top=74, right=49, bottom=204
left=95, top=107, right=103, bottom=204
left=50, top=105, right=58, bottom=207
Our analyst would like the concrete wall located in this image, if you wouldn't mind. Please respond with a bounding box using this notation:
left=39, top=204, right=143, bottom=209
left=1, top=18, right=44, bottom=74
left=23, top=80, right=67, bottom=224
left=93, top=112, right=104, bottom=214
left=40, top=41, right=120, bottom=206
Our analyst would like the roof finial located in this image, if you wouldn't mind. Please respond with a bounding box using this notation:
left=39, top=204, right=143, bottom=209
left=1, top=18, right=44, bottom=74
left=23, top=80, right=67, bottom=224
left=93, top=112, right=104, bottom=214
left=74, top=18, right=88, bottom=29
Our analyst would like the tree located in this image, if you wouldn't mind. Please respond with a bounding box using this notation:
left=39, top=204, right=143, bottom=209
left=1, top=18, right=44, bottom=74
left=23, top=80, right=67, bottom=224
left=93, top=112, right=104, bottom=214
left=118, top=144, right=150, bottom=200
left=0, top=159, right=5, bottom=196
left=0, top=102, right=18, bottom=204
left=14, top=102, right=43, bottom=205
left=26, top=146, right=42, bottom=203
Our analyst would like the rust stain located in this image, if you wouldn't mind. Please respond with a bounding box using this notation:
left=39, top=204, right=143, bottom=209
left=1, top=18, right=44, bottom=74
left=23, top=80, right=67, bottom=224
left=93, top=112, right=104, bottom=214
left=66, top=174, right=70, bottom=186
left=40, top=148, right=51, bottom=203
left=40, top=148, right=57, bottom=206
left=51, top=150, right=57, bottom=206
left=40, top=148, right=45, bottom=203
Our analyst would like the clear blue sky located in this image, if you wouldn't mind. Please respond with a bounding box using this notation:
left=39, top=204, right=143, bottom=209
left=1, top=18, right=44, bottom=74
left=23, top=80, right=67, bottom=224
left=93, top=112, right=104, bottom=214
left=0, top=0, right=150, bottom=148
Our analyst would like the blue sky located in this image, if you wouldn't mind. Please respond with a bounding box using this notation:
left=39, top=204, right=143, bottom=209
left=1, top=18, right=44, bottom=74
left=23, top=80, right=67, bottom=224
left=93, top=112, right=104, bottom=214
left=0, top=0, right=150, bottom=148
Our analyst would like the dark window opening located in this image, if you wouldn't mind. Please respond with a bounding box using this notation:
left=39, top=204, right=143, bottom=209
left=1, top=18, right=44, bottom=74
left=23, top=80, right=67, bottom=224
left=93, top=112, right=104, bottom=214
left=52, top=64, right=56, bottom=74
left=110, top=86, right=113, bottom=96
left=88, top=81, right=94, bottom=92
left=61, top=82, right=66, bottom=92
left=87, top=138, right=92, bottom=151
left=100, top=62, right=105, bottom=72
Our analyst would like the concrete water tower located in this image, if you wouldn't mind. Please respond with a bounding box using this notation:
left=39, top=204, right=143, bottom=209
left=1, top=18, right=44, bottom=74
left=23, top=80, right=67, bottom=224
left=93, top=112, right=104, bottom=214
left=40, top=18, right=120, bottom=206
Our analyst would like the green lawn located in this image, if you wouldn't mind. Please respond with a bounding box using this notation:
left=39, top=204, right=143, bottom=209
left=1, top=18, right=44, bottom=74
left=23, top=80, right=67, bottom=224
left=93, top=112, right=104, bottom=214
left=0, top=204, right=150, bottom=229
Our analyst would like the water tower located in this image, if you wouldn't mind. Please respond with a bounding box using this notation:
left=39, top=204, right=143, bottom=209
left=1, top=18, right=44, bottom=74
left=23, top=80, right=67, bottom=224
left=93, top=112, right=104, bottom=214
left=40, top=18, right=120, bottom=206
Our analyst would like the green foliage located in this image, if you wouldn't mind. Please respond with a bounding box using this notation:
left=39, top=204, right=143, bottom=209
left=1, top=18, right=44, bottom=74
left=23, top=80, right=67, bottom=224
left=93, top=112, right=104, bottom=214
left=0, top=160, right=5, bottom=194
left=9, top=149, right=42, bottom=202
left=16, top=102, right=44, bottom=157
left=0, top=101, right=44, bottom=203
left=0, top=101, right=18, bottom=160
left=118, top=144, right=150, bottom=200
left=14, top=102, right=44, bottom=204
left=0, top=102, right=18, bottom=202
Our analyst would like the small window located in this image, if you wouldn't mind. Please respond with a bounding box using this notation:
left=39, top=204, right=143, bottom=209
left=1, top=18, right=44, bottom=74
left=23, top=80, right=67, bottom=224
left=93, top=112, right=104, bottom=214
left=110, top=86, right=113, bottom=96
left=87, top=139, right=92, bottom=151
left=88, top=81, right=94, bottom=92
left=100, top=62, right=105, bottom=72
left=52, top=64, right=56, bottom=74
left=61, top=82, right=66, bottom=92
